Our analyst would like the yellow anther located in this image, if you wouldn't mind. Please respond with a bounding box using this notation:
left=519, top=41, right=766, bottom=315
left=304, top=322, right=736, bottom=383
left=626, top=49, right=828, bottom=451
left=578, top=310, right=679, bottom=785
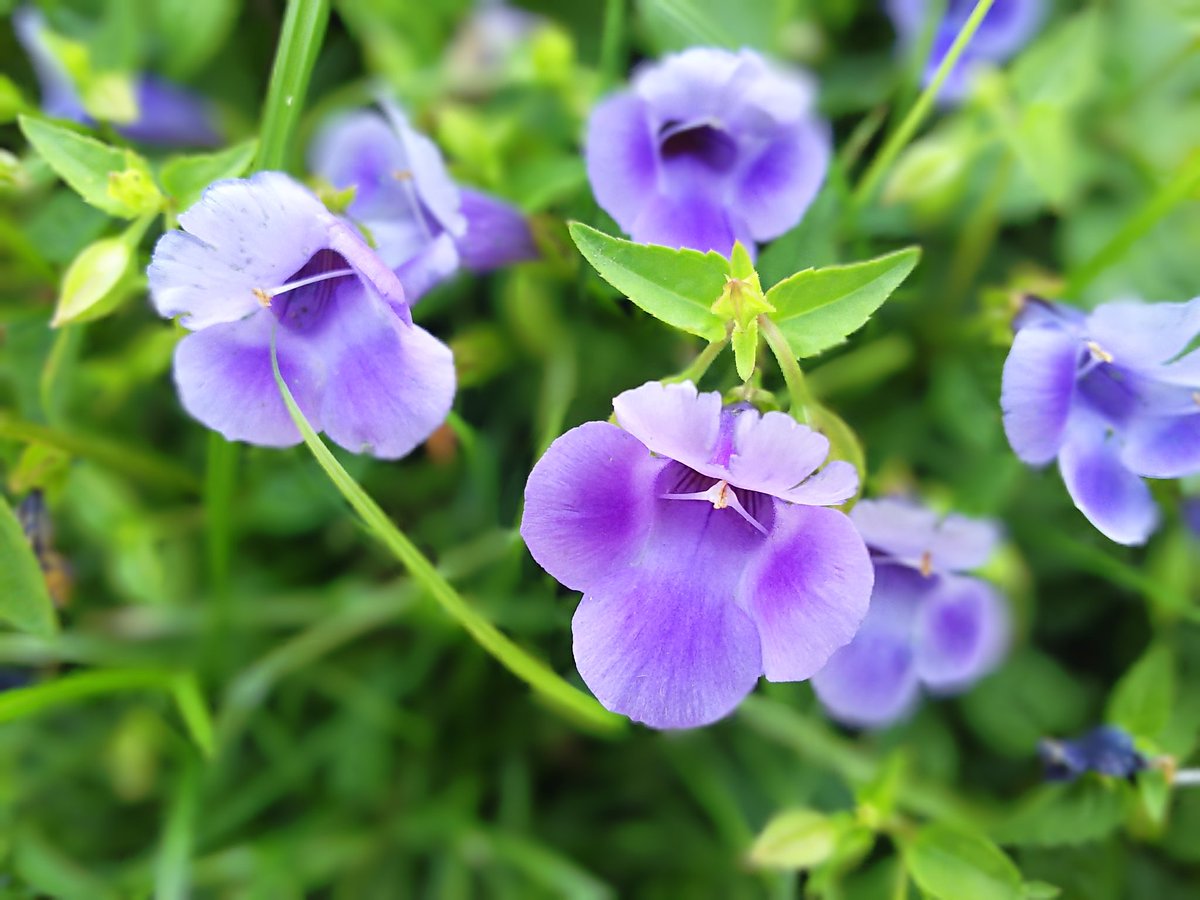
left=253, top=287, right=272, bottom=308
left=1086, top=341, right=1114, bottom=364
left=919, top=551, right=933, bottom=578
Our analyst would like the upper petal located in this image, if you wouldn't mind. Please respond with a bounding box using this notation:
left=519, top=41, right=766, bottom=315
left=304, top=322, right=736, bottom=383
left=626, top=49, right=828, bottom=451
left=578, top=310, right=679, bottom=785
left=739, top=504, right=874, bottom=682
left=379, top=100, right=466, bottom=237
left=1001, top=325, right=1080, bottom=465
left=629, top=189, right=740, bottom=256
left=521, top=421, right=665, bottom=593
left=121, top=77, right=220, bottom=147
left=734, top=120, right=830, bottom=242
left=914, top=575, right=1008, bottom=693
left=585, top=92, right=659, bottom=233
left=612, top=381, right=722, bottom=474
left=727, top=409, right=830, bottom=495
left=1058, top=419, right=1160, bottom=545
left=850, top=498, right=1000, bottom=573
left=1085, top=298, right=1200, bottom=372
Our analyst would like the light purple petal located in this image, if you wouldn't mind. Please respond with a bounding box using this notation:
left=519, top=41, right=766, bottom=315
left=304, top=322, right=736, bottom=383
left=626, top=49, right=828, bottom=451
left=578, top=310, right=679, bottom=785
left=633, top=48, right=754, bottom=132
left=914, top=575, right=1008, bottom=692
left=13, top=7, right=89, bottom=122
left=455, top=188, right=538, bottom=271
left=379, top=100, right=466, bottom=237
left=172, top=310, right=322, bottom=447
left=585, top=92, right=659, bottom=233
left=521, top=421, right=664, bottom=593
left=327, top=218, right=409, bottom=317
left=149, top=173, right=335, bottom=330
left=572, top=493, right=765, bottom=729
left=811, top=563, right=929, bottom=728
left=727, top=410, right=829, bottom=495
left=1002, top=325, right=1080, bottom=465
left=309, top=111, right=406, bottom=216
left=1085, top=298, right=1200, bottom=372
left=307, top=286, right=454, bottom=459
left=1058, top=420, right=1160, bottom=545
left=393, top=232, right=461, bottom=302
left=739, top=504, right=873, bottom=682
left=850, top=498, right=1000, bottom=573
left=120, top=77, right=220, bottom=147
left=629, top=189, right=740, bottom=256
left=735, top=121, right=830, bottom=242
left=612, top=381, right=722, bottom=473
left=780, top=462, right=859, bottom=507
left=1119, top=413, right=1200, bottom=479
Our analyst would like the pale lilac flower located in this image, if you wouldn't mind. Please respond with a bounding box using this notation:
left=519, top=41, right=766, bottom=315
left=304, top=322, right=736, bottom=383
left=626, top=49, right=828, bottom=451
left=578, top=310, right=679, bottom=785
left=309, top=105, right=537, bottom=301
left=885, top=0, right=1045, bottom=103
left=585, top=47, right=831, bottom=257
left=14, top=6, right=219, bottom=146
left=147, top=172, right=455, bottom=458
left=812, top=498, right=1008, bottom=728
left=521, top=382, right=873, bottom=729
left=1001, top=297, right=1200, bottom=545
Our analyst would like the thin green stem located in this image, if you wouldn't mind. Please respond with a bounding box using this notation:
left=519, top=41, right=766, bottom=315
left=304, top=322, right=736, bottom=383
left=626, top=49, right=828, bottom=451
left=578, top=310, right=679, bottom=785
left=1063, top=151, right=1200, bottom=298
left=759, top=316, right=815, bottom=423
left=852, top=0, right=996, bottom=210
left=256, top=0, right=332, bottom=172
left=204, top=434, right=236, bottom=602
left=664, top=336, right=729, bottom=386
left=598, top=0, right=627, bottom=89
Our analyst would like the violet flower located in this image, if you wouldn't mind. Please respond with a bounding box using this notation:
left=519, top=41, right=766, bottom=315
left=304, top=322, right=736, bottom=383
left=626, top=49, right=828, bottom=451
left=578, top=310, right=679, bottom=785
left=1001, top=297, right=1200, bottom=545
left=520, top=381, right=873, bottom=729
left=585, top=47, right=830, bottom=258
left=309, top=105, right=537, bottom=302
left=1039, top=726, right=1146, bottom=782
left=885, top=0, right=1044, bottom=103
left=147, top=172, right=455, bottom=458
left=811, top=498, right=1008, bottom=728
left=13, top=6, right=220, bottom=147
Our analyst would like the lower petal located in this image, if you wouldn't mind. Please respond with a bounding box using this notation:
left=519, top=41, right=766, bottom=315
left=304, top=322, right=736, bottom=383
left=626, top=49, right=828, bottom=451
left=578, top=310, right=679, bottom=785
left=1001, top=326, right=1079, bottom=465
left=585, top=93, right=658, bottom=232
left=1120, top=413, right=1200, bottom=479
left=739, top=504, right=873, bottom=682
left=1059, top=423, right=1159, bottom=545
left=735, top=122, right=830, bottom=242
left=172, top=311, right=323, bottom=447
left=811, top=631, right=919, bottom=729
left=914, top=575, right=1008, bottom=692
left=630, top=191, right=738, bottom=256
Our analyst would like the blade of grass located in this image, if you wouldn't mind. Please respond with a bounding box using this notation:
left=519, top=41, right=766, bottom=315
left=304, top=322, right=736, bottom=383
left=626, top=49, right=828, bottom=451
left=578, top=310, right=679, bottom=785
left=269, top=337, right=624, bottom=735
left=255, top=0, right=332, bottom=172
left=154, top=759, right=201, bottom=900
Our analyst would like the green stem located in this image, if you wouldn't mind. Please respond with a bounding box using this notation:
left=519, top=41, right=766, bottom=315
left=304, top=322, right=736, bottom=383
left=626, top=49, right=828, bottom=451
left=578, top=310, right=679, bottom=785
left=204, top=434, right=236, bottom=602
left=598, top=0, right=627, bottom=89
left=1063, top=151, right=1200, bottom=298
left=255, top=0, right=332, bottom=172
left=759, top=316, right=815, bottom=422
left=269, top=338, right=624, bottom=735
left=852, top=0, right=996, bottom=210
left=664, top=336, right=729, bottom=386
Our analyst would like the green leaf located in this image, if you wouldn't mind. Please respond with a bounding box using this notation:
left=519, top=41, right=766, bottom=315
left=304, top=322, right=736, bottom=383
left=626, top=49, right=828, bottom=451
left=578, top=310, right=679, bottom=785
left=1107, top=642, right=1176, bottom=741
left=766, top=247, right=921, bottom=358
left=155, top=0, right=239, bottom=78
left=268, top=336, right=624, bottom=735
left=0, top=494, right=58, bottom=637
left=51, top=216, right=150, bottom=327
left=989, top=781, right=1130, bottom=847
left=747, top=808, right=838, bottom=870
left=161, top=139, right=259, bottom=211
left=1009, top=9, right=1101, bottom=110
left=569, top=222, right=729, bottom=340
left=0, top=74, right=28, bottom=124
left=905, top=825, right=1023, bottom=900
left=1137, top=768, right=1171, bottom=829
left=1022, top=881, right=1062, bottom=899
left=169, top=673, right=216, bottom=759
left=18, top=116, right=161, bottom=218
left=731, top=321, right=758, bottom=382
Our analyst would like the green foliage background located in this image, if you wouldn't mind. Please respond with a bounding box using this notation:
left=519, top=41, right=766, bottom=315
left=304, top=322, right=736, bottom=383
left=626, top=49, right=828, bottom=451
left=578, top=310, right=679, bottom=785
left=1, top=0, right=1199, bottom=896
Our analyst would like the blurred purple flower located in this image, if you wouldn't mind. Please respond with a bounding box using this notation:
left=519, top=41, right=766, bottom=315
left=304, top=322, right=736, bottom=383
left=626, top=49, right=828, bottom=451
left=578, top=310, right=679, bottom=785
left=147, top=172, right=455, bottom=458
left=812, top=498, right=1008, bottom=728
left=1185, top=497, right=1200, bottom=539
left=1039, top=725, right=1145, bottom=782
left=309, top=105, right=537, bottom=302
left=13, top=6, right=220, bottom=146
left=885, top=0, right=1045, bottom=103
left=521, top=381, right=873, bottom=729
left=1001, top=297, right=1200, bottom=545
left=585, top=47, right=831, bottom=257
left=445, top=1, right=541, bottom=91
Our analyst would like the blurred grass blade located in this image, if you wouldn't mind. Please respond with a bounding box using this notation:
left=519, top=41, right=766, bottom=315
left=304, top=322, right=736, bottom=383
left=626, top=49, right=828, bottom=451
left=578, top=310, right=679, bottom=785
left=170, top=672, right=216, bottom=758
left=154, top=759, right=201, bottom=900
left=256, top=0, right=332, bottom=171
left=0, top=494, right=59, bottom=637
left=270, top=339, right=624, bottom=735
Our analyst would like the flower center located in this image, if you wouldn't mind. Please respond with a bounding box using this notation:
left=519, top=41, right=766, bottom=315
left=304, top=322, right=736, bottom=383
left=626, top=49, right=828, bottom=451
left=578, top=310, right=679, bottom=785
left=659, top=121, right=739, bottom=173
left=258, top=249, right=356, bottom=332
left=659, top=469, right=768, bottom=535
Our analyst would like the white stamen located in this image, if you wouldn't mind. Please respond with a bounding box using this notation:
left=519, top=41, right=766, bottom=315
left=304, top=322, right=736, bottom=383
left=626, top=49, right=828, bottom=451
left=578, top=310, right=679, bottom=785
left=660, top=480, right=767, bottom=535
left=257, top=267, right=355, bottom=301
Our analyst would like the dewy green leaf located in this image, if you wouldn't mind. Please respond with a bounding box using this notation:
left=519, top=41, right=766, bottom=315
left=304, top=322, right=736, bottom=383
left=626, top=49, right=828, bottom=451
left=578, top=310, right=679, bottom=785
left=1107, top=642, right=1176, bottom=741
left=0, top=494, right=58, bottom=637
left=904, top=824, right=1024, bottom=900
left=161, top=139, right=259, bottom=210
left=269, top=336, right=624, bottom=736
left=747, top=808, right=837, bottom=870
left=766, top=247, right=921, bottom=358
left=569, top=222, right=729, bottom=340
left=18, top=116, right=161, bottom=218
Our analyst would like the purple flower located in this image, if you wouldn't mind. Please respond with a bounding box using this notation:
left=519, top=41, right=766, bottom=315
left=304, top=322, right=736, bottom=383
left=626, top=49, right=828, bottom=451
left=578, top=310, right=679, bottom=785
left=13, top=6, right=220, bottom=146
left=520, top=381, right=873, bottom=729
left=585, top=47, right=831, bottom=258
left=812, top=498, right=1009, bottom=728
left=147, top=172, right=455, bottom=458
left=308, top=105, right=537, bottom=301
left=1001, top=297, right=1200, bottom=545
left=1185, top=497, right=1200, bottom=539
left=1039, top=726, right=1145, bottom=782
left=885, top=0, right=1045, bottom=103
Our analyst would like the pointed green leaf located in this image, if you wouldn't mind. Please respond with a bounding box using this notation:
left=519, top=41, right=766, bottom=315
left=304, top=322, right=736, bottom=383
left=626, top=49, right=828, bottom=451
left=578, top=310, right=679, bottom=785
left=569, top=222, right=729, bottom=340
left=18, top=116, right=161, bottom=218
left=732, top=320, right=758, bottom=382
left=161, top=139, right=258, bottom=210
left=1107, top=642, right=1175, bottom=741
left=747, top=808, right=837, bottom=871
left=0, top=495, right=58, bottom=636
left=905, top=825, right=1023, bottom=900
left=766, top=247, right=921, bottom=358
